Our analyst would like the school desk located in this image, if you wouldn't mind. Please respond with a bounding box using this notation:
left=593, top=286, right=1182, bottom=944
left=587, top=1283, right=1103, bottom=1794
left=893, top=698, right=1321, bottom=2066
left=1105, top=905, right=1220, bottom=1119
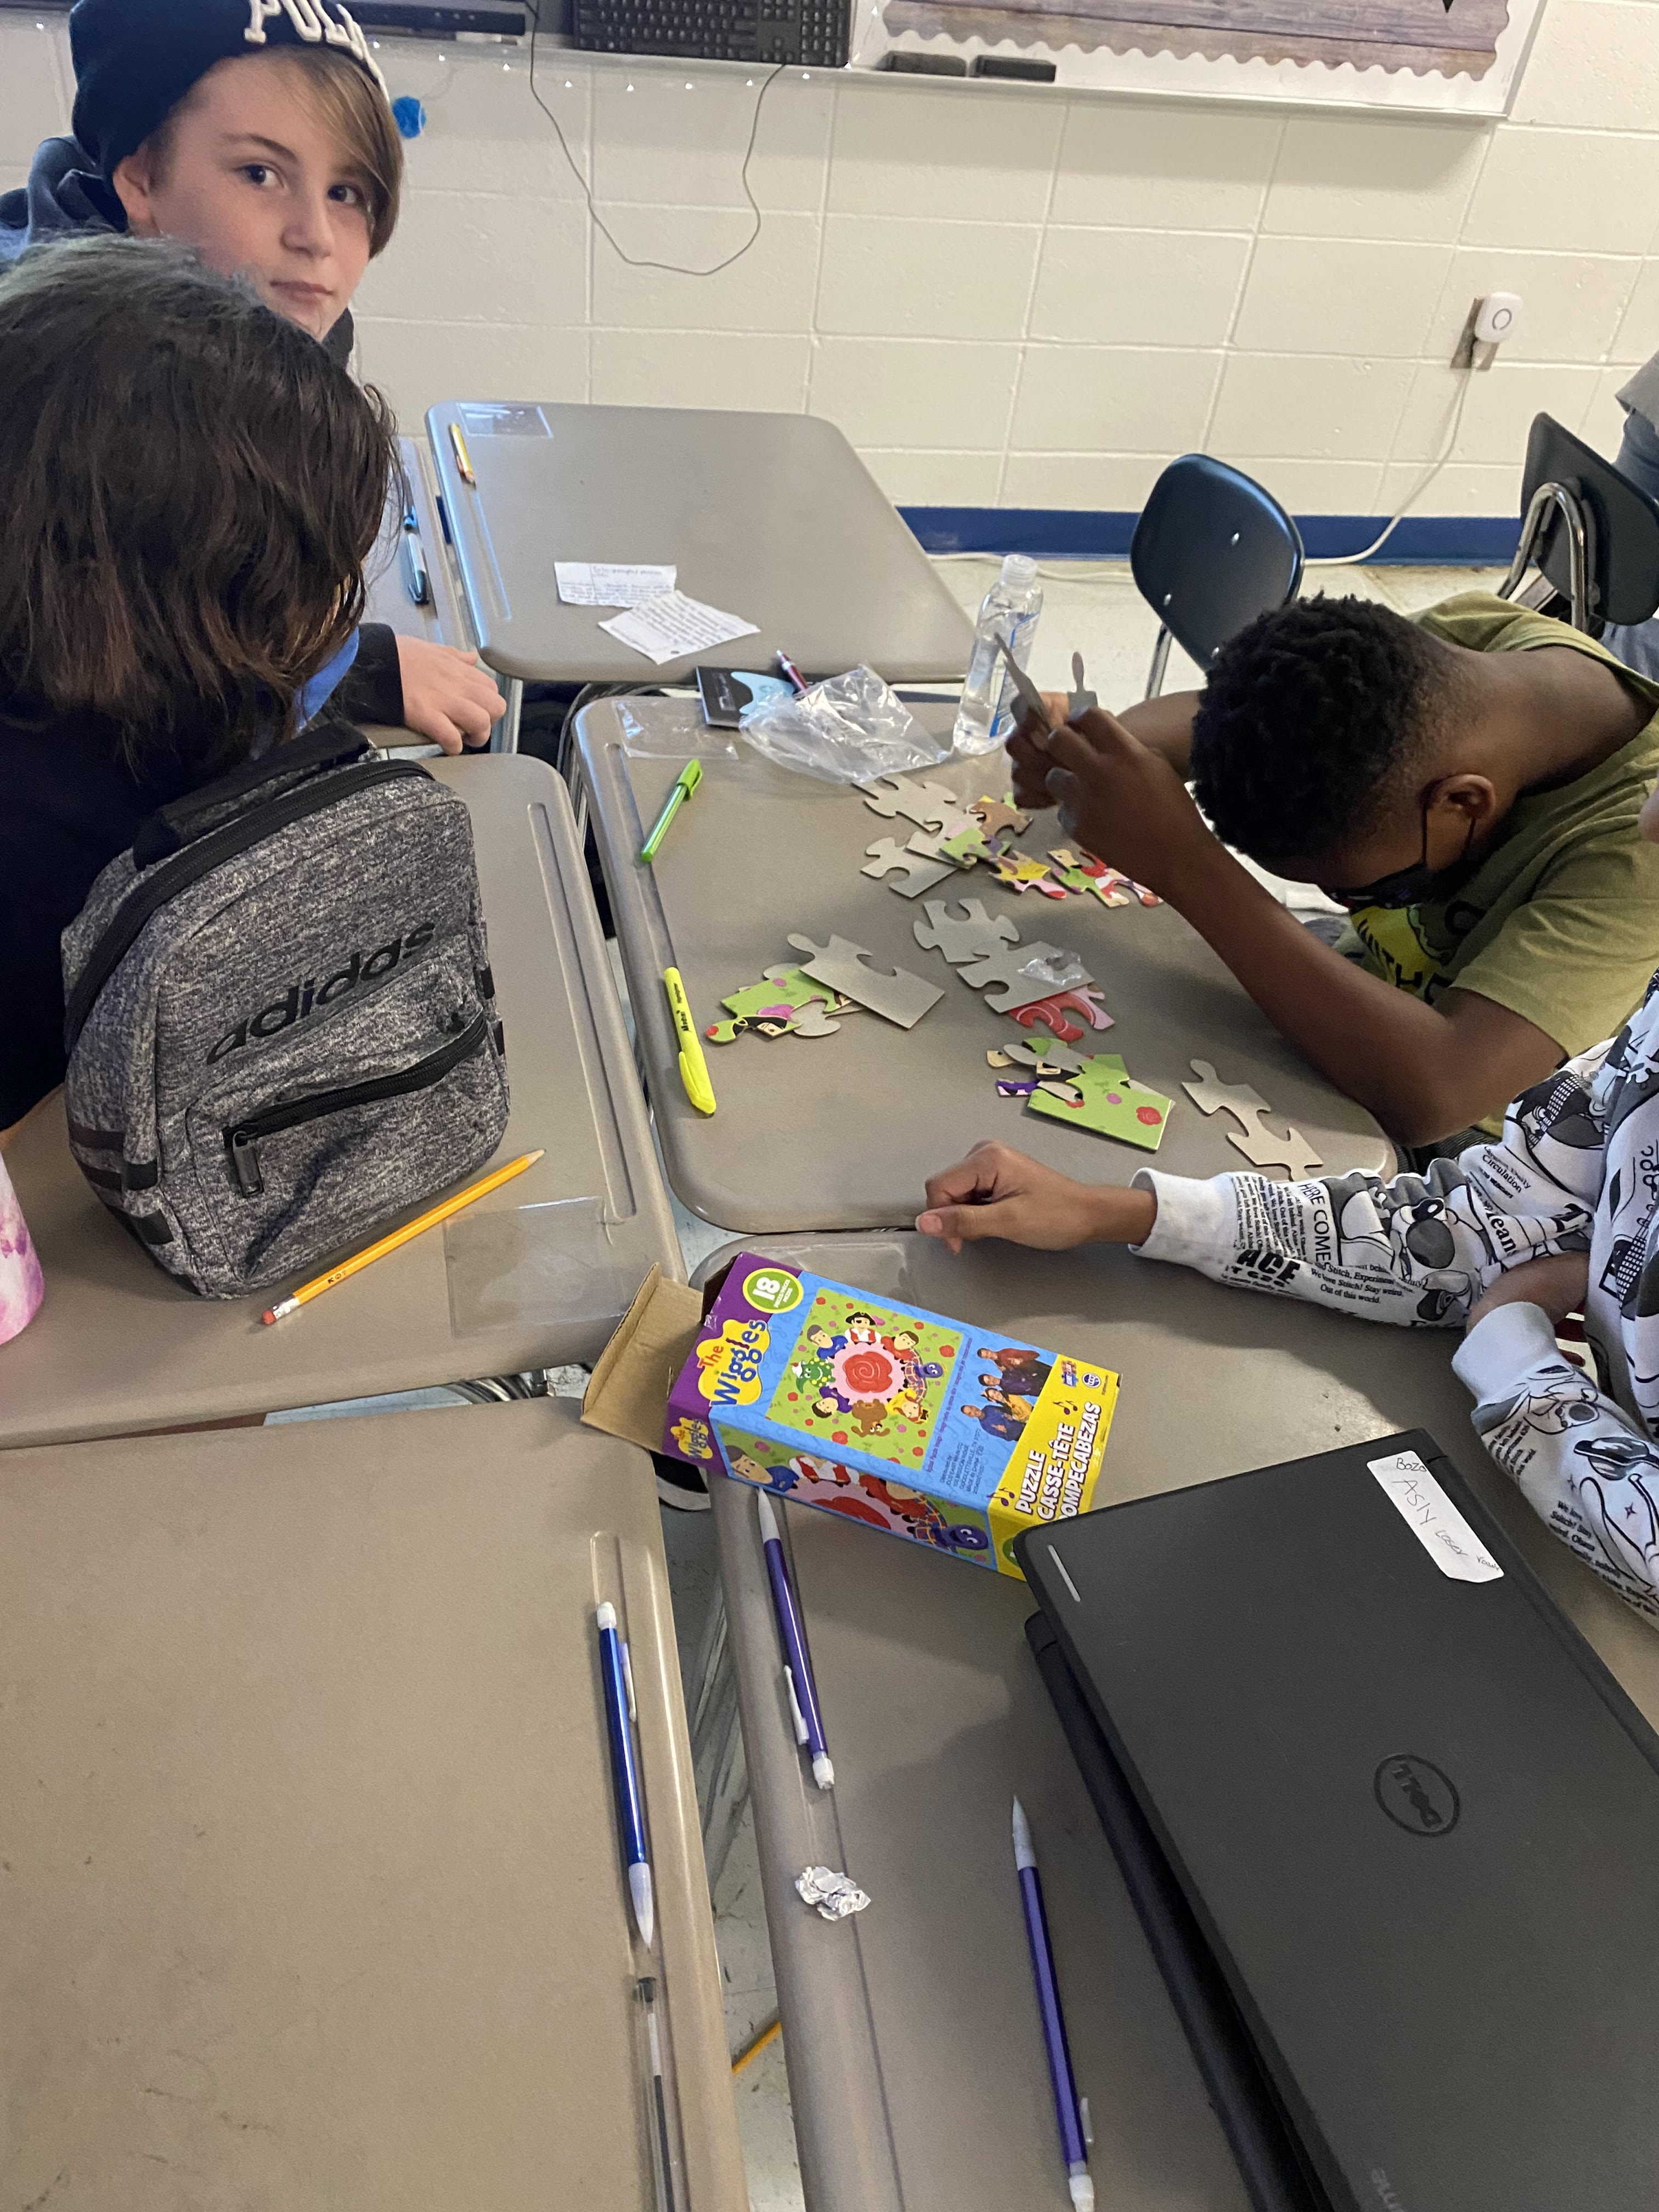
left=0, top=756, right=676, bottom=1448
left=0, top=1398, right=747, bottom=2212
left=426, top=400, right=972, bottom=741
left=572, top=693, right=1393, bottom=1233
left=686, top=1231, right=1659, bottom=2212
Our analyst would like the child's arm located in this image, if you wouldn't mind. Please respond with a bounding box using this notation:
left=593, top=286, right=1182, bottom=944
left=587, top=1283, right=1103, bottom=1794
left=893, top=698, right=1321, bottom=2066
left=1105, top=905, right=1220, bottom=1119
left=1457, top=1295, right=1659, bottom=1623
left=1004, top=706, right=1562, bottom=1144
left=920, top=1052, right=1605, bottom=1329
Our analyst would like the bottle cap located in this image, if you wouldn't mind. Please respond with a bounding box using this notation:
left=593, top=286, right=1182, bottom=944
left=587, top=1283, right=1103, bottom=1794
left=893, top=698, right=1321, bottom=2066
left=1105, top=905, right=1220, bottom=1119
left=1001, top=554, right=1038, bottom=586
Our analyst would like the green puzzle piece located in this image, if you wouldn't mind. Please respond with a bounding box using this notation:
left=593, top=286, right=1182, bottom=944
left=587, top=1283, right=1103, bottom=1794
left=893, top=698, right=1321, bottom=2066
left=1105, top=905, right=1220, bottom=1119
left=1026, top=1051, right=1171, bottom=1150
left=935, top=825, right=991, bottom=868
left=706, top=966, right=842, bottom=1046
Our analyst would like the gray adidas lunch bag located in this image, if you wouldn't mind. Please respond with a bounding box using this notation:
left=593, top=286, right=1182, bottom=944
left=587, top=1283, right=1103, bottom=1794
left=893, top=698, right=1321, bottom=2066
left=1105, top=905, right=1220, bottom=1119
left=60, top=725, right=510, bottom=1298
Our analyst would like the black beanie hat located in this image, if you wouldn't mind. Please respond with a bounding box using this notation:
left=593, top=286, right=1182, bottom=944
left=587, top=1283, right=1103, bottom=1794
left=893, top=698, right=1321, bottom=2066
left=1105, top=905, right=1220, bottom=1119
left=70, top=0, right=390, bottom=185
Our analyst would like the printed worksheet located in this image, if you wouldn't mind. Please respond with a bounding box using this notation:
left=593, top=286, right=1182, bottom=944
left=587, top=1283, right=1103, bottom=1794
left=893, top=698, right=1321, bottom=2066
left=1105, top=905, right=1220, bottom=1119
left=554, top=562, right=677, bottom=607
left=600, top=591, right=760, bottom=664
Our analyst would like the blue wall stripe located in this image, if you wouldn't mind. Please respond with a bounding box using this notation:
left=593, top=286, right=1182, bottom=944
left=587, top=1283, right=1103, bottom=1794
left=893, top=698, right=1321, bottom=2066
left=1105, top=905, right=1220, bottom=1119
left=900, top=507, right=1522, bottom=567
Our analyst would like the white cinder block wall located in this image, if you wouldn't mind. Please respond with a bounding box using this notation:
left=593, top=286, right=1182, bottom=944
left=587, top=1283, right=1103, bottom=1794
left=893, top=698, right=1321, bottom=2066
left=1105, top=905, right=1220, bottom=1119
left=5, top=2, right=1659, bottom=521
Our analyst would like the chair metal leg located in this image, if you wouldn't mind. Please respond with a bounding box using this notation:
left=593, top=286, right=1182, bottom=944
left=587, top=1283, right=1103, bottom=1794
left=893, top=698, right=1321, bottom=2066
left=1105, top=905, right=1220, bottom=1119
left=1499, top=482, right=1590, bottom=631
left=491, top=674, right=523, bottom=753
left=689, top=1583, right=750, bottom=1894
left=1144, top=625, right=1172, bottom=701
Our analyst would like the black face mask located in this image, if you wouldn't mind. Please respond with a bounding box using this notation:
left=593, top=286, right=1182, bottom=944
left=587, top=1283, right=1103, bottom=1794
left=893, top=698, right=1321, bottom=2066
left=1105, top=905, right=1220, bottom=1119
left=1328, top=806, right=1474, bottom=913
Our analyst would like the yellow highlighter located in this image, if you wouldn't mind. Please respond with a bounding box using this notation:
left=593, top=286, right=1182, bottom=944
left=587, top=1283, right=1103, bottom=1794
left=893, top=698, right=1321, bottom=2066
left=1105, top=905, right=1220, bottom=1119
left=663, top=967, right=716, bottom=1116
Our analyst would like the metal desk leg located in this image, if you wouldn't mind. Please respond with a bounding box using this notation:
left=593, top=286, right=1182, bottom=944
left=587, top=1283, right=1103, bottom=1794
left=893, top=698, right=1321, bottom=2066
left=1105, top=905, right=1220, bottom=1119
left=493, top=674, right=523, bottom=754
left=689, top=1582, right=750, bottom=1894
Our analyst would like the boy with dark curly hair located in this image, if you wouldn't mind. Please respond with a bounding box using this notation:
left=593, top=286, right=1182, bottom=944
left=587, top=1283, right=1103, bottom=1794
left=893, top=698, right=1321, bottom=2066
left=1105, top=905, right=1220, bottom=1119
left=1007, top=592, right=1659, bottom=1149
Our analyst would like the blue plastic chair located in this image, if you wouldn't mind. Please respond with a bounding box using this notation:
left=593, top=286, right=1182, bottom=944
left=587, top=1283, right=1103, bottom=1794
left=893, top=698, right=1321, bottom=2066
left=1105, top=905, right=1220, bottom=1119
left=1130, top=455, right=1305, bottom=698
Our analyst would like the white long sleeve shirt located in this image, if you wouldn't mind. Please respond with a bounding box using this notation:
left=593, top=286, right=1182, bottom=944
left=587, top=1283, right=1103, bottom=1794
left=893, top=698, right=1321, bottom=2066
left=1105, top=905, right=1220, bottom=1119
left=1135, top=980, right=1659, bottom=1624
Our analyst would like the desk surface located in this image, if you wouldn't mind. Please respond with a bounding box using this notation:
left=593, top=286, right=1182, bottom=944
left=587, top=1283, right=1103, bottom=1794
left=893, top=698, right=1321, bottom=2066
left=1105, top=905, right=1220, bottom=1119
left=427, top=400, right=972, bottom=686
left=0, top=755, right=676, bottom=1448
left=0, top=1398, right=747, bottom=2212
left=577, top=694, right=1392, bottom=1233
left=702, top=1230, right=1659, bottom=2212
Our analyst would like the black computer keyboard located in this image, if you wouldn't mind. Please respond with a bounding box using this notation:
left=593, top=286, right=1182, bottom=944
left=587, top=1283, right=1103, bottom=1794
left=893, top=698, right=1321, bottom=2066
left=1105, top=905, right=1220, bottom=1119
left=571, top=0, right=848, bottom=65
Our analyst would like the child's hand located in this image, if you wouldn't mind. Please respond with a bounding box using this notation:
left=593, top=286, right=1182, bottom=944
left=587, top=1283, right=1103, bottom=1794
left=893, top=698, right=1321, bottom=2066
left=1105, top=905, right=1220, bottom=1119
left=1466, top=1251, right=1590, bottom=1333
left=395, top=637, right=506, bottom=752
left=917, top=1141, right=1156, bottom=1252
left=1032, top=709, right=1211, bottom=899
left=1006, top=691, right=1072, bottom=811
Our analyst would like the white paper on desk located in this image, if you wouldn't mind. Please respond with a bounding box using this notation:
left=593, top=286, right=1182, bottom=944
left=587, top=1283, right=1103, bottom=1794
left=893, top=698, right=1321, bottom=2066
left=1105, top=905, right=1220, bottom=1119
left=599, top=590, right=760, bottom=665
left=555, top=561, right=678, bottom=608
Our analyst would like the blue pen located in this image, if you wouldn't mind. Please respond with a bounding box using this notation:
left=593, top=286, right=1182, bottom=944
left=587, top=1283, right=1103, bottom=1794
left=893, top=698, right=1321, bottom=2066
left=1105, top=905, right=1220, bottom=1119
left=597, top=1601, right=656, bottom=1948
left=756, top=1493, right=834, bottom=1790
left=1013, top=1797, right=1093, bottom=2212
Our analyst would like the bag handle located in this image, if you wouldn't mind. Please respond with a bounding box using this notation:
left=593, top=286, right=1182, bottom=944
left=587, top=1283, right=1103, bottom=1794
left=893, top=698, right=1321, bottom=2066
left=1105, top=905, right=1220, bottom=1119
left=132, top=724, right=372, bottom=871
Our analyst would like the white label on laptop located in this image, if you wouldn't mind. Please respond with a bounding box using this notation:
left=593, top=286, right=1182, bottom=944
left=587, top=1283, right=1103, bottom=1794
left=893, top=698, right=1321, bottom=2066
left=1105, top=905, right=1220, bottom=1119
left=1367, top=1451, right=1503, bottom=1584
left=599, top=590, right=760, bottom=665
left=555, top=561, right=676, bottom=608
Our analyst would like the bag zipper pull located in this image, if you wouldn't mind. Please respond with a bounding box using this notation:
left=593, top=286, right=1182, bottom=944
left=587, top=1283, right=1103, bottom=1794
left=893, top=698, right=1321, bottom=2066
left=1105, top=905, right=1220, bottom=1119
left=228, top=1128, right=264, bottom=1197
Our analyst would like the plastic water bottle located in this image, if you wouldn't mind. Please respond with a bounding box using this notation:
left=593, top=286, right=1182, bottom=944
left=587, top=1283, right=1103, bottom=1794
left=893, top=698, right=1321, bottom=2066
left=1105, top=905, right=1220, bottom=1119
left=952, top=554, right=1043, bottom=756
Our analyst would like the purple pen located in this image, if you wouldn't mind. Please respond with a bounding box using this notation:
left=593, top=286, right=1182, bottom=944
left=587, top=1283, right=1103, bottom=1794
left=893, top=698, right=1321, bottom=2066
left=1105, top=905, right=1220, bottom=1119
left=1013, top=1796, right=1094, bottom=2211
left=755, top=1492, right=834, bottom=1789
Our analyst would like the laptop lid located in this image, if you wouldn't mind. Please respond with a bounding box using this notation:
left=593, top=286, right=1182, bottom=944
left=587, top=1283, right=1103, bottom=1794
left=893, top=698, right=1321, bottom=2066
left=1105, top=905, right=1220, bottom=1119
left=1018, top=1429, right=1659, bottom=2212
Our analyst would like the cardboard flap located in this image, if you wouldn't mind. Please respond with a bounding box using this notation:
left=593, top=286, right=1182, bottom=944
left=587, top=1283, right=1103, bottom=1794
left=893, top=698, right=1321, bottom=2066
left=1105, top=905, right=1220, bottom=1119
left=582, top=1266, right=706, bottom=1454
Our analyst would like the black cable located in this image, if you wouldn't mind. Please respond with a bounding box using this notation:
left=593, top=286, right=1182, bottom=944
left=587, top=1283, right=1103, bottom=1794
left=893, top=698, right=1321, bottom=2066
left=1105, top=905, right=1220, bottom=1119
left=527, top=3, right=784, bottom=276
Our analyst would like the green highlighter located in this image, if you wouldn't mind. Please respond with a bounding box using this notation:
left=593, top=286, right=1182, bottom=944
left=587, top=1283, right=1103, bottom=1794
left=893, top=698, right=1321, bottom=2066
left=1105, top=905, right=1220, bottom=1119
left=639, top=760, right=702, bottom=864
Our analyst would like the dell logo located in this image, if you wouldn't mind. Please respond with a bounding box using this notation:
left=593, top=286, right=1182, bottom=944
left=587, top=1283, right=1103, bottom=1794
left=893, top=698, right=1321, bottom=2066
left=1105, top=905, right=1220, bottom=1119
left=1373, top=1754, right=1460, bottom=1838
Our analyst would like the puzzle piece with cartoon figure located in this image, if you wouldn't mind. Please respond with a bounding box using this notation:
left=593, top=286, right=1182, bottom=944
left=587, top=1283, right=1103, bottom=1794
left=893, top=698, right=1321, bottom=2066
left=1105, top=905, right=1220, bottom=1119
left=1026, top=1050, right=1173, bottom=1151
left=705, top=964, right=859, bottom=1045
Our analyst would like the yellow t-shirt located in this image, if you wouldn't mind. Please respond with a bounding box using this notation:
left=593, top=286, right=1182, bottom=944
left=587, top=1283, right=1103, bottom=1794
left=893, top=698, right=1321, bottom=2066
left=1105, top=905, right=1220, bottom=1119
left=1336, top=592, right=1659, bottom=1125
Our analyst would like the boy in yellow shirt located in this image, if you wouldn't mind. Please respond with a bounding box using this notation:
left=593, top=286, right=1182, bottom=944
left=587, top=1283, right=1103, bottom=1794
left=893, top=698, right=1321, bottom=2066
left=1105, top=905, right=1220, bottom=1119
left=1009, top=592, right=1659, bottom=1149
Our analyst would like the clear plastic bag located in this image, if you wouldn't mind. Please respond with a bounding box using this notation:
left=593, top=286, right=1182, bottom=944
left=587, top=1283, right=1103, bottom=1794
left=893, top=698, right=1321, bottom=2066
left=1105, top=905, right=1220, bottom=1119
left=737, top=664, right=946, bottom=785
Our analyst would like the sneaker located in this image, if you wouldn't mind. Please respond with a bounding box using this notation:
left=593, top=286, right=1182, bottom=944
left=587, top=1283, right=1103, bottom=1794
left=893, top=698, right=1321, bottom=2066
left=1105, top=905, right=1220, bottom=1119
left=653, top=1452, right=710, bottom=1512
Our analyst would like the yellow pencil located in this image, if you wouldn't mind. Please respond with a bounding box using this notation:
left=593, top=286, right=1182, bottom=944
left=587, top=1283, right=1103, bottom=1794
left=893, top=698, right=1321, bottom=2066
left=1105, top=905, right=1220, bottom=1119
left=261, top=1149, right=544, bottom=1323
left=448, top=419, right=476, bottom=486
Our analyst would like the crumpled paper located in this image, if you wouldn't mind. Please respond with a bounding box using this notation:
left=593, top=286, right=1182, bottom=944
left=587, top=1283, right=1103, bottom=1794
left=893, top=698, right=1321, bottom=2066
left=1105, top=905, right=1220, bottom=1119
left=796, top=1865, right=871, bottom=1921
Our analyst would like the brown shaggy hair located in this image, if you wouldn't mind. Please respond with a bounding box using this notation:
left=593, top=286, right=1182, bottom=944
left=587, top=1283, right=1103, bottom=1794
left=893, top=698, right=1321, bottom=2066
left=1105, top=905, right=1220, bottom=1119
left=0, top=234, right=396, bottom=773
left=144, top=45, right=403, bottom=256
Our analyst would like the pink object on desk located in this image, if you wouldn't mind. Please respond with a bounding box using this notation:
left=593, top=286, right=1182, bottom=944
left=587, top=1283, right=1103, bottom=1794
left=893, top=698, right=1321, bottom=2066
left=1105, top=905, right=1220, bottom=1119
left=0, top=1153, right=44, bottom=1345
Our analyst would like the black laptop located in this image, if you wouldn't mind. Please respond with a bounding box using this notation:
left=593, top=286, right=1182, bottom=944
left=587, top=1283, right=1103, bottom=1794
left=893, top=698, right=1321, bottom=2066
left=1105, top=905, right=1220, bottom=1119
left=1016, top=1430, right=1659, bottom=2212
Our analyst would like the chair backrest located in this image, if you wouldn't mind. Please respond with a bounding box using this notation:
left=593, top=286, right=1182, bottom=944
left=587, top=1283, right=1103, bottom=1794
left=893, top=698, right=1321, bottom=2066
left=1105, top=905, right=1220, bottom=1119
left=1130, top=456, right=1305, bottom=679
left=1510, top=413, right=1659, bottom=629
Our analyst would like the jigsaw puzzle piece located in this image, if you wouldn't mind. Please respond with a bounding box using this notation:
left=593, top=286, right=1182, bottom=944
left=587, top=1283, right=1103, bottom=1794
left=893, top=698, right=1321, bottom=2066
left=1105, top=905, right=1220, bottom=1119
left=1182, top=1059, right=1272, bottom=1122
left=957, top=941, right=1091, bottom=1013
left=1226, top=1123, right=1324, bottom=1181
left=859, top=775, right=967, bottom=832
left=1028, top=1056, right=1172, bottom=1150
left=1004, top=1039, right=1085, bottom=1076
left=968, top=795, right=1030, bottom=842
left=934, top=825, right=992, bottom=869
left=1012, top=986, right=1114, bottom=1042
left=862, top=838, right=957, bottom=898
left=988, top=851, right=1066, bottom=900
left=912, top=898, right=1021, bottom=964
left=786, top=933, right=944, bottom=1029
left=706, top=964, right=854, bottom=1044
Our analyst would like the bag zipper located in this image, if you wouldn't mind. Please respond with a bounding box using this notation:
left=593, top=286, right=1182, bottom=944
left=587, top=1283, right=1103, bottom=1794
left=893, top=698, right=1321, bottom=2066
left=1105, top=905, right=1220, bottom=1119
left=224, top=1010, right=489, bottom=1197
left=64, top=757, right=432, bottom=1057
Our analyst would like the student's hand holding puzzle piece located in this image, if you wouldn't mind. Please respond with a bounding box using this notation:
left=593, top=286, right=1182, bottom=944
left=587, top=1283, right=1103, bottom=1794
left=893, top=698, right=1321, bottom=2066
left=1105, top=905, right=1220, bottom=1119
left=1007, top=692, right=1211, bottom=900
